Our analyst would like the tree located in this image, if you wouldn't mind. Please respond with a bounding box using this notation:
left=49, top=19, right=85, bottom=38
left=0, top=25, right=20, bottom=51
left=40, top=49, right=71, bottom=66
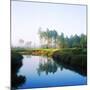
left=38, top=27, right=44, bottom=48
left=56, top=33, right=65, bottom=48
left=38, top=27, right=87, bottom=49
left=69, top=35, right=74, bottom=48
left=72, top=34, right=80, bottom=48
left=64, top=36, right=70, bottom=48
left=38, top=28, right=54, bottom=48
left=46, top=28, right=50, bottom=48
left=59, top=33, right=65, bottom=48
left=52, top=30, right=58, bottom=48
left=80, top=34, right=87, bottom=48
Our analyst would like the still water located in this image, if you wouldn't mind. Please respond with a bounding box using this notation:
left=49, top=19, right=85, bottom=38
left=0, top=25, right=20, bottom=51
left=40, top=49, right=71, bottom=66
left=18, top=55, right=87, bottom=89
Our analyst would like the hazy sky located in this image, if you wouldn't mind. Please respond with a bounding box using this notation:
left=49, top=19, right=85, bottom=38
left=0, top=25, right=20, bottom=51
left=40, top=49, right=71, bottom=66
left=11, top=1, right=86, bottom=46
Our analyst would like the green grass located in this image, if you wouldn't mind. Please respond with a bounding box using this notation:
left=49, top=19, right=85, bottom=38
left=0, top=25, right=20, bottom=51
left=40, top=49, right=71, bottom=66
left=11, top=47, right=87, bottom=56
left=12, top=48, right=58, bottom=56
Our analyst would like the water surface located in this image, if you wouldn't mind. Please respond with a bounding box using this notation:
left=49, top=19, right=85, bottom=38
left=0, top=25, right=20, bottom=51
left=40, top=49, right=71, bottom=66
left=18, top=55, right=87, bottom=89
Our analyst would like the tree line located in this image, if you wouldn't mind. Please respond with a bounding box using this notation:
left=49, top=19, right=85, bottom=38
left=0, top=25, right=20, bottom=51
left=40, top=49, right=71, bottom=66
left=38, top=28, right=87, bottom=49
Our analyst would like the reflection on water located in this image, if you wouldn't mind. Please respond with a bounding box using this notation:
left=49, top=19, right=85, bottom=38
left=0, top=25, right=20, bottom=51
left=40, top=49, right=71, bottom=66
left=11, top=57, right=26, bottom=89
left=25, top=55, right=31, bottom=58
left=37, top=57, right=58, bottom=75
left=18, top=55, right=87, bottom=89
left=11, top=74, right=26, bottom=89
left=37, top=57, right=86, bottom=76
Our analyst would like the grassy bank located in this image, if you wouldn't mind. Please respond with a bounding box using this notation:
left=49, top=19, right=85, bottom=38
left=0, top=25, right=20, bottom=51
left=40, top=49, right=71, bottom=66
left=12, top=47, right=87, bottom=56
left=12, top=48, right=58, bottom=56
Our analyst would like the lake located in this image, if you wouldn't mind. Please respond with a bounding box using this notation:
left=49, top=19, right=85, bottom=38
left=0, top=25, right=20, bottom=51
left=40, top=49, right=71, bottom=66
left=18, top=55, right=87, bottom=89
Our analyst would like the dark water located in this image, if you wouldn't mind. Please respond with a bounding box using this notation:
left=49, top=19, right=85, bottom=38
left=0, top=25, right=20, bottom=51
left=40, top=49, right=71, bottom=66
left=18, top=55, right=87, bottom=89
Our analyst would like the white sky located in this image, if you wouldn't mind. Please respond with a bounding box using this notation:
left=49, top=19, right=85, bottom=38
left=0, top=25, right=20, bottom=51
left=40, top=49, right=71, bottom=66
left=11, top=1, right=86, bottom=46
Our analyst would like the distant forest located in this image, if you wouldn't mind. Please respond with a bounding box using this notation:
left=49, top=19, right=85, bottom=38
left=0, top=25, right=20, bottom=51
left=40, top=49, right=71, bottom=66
left=38, top=28, right=87, bottom=49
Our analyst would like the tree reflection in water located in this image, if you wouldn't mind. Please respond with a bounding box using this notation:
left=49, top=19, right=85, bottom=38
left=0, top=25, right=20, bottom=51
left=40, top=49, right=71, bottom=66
left=11, top=52, right=26, bottom=89
left=37, top=57, right=59, bottom=75
left=25, top=55, right=31, bottom=58
left=37, top=56, right=86, bottom=76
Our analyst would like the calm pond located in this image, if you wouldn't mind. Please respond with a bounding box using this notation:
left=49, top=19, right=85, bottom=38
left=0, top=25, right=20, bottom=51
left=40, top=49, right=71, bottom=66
left=18, top=55, right=87, bottom=89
